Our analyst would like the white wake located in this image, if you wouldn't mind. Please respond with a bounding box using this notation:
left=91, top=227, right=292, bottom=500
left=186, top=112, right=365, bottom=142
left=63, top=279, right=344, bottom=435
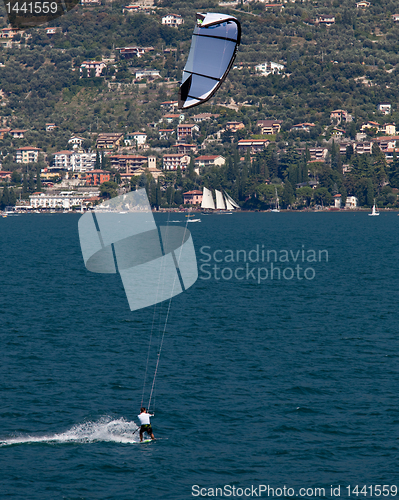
left=0, top=417, right=142, bottom=447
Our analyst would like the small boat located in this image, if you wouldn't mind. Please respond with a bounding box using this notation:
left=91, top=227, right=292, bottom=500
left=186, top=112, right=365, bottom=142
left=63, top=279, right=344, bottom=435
left=187, top=218, right=201, bottom=223
left=270, top=188, right=280, bottom=212
left=368, top=200, right=379, bottom=216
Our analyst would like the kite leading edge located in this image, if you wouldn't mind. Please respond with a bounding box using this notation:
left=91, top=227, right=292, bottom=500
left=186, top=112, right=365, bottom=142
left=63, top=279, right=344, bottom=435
left=178, top=12, right=241, bottom=110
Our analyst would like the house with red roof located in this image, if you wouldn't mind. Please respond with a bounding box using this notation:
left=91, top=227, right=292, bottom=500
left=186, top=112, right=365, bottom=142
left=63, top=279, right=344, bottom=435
left=162, top=154, right=189, bottom=170
left=177, top=123, right=199, bottom=141
left=159, top=129, right=175, bottom=140
left=173, top=143, right=197, bottom=155
left=238, top=139, right=270, bottom=153
left=15, top=147, right=42, bottom=163
left=109, top=154, right=148, bottom=172
left=183, top=190, right=202, bottom=205
left=0, top=171, right=12, bottom=181
left=194, top=155, right=226, bottom=168
left=10, top=129, right=27, bottom=139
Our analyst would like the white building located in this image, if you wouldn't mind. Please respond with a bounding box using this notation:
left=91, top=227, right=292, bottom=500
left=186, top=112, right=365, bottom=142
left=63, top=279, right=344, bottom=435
left=162, top=154, right=189, bottom=170
left=317, top=16, right=335, bottom=25
left=194, top=155, right=226, bottom=168
left=333, top=194, right=342, bottom=208
left=125, top=132, right=147, bottom=147
left=382, top=124, right=396, bottom=136
left=378, top=103, right=391, bottom=115
left=135, top=70, right=161, bottom=80
left=118, top=46, right=154, bottom=58
left=53, top=150, right=96, bottom=172
left=162, top=14, right=184, bottom=27
left=356, top=1, right=370, bottom=8
left=68, top=136, right=87, bottom=148
left=345, top=196, right=358, bottom=209
left=29, top=192, right=91, bottom=210
left=192, top=113, right=219, bottom=122
left=255, top=61, right=284, bottom=76
left=45, top=27, right=61, bottom=35
left=80, top=61, right=106, bottom=78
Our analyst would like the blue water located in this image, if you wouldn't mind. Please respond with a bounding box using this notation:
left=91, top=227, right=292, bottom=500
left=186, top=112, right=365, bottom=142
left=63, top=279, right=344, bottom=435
left=1, top=212, right=399, bottom=499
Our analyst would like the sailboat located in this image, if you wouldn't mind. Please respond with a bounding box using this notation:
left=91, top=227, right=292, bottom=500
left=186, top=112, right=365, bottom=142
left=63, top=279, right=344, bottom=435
left=270, top=188, right=280, bottom=213
left=201, top=187, right=240, bottom=213
left=368, top=200, right=379, bottom=216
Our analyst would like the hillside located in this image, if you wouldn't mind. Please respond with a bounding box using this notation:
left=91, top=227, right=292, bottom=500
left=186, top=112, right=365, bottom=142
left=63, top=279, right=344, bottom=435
left=1, top=0, right=399, bottom=209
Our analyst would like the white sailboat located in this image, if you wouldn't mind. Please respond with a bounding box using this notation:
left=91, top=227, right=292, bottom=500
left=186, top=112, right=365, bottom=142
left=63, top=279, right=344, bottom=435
left=215, top=189, right=226, bottom=210
left=368, top=200, right=379, bottom=216
left=270, top=188, right=280, bottom=213
left=201, top=187, right=239, bottom=212
left=224, top=190, right=240, bottom=210
left=201, top=186, right=215, bottom=210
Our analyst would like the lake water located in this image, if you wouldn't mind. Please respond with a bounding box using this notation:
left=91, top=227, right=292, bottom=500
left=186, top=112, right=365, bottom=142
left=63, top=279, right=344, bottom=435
left=1, top=212, right=399, bottom=499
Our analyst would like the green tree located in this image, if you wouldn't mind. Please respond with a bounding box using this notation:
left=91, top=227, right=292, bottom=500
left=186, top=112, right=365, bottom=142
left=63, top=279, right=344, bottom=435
left=174, top=190, right=183, bottom=205
left=95, top=151, right=101, bottom=169
left=346, top=144, right=354, bottom=161
left=340, top=185, right=347, bottom=208
left=165, top=186, right=175, bottom=206
left=28, top=173, right=35, bottom=192
left=1, top=186, right=10, bottom=209
left=175, top=166, right=182, bottom=188
left=348, top=121, right=356, bottom=140
left=155, top=179, right=161, bottom=210
left=11, top=171, right=21, bottom=184
left=296, top=186, right=313, bottom=207
left=100, top=181, right=118, bottom=199
left=366, top=179, right=374, bottom=206
left=22, top=174, right=28, bottom=194
left=9, top=187, right=16, bottom=206
left=130, top=175, right=140, bottom=191
left=389, top=152, right=399, bottom=188
left=314, top=187, right=332, bottom=207
left=187, top=155, right=195, bottom=181
left=36, top=165, right=42, bottom=192
left=281, top=180, right=295, bottom=208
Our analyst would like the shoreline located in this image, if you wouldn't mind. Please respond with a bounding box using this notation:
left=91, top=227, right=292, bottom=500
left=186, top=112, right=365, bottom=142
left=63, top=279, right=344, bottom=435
left=2, top=207, right=398, bottom=215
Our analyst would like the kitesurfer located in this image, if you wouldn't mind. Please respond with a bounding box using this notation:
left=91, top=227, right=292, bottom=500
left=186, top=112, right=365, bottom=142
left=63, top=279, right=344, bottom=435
left=138, top=407, right=155, bottom=442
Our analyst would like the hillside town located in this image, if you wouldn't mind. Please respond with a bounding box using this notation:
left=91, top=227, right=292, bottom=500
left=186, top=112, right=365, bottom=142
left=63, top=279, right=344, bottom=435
left=2, top=0, right=399, bottom=211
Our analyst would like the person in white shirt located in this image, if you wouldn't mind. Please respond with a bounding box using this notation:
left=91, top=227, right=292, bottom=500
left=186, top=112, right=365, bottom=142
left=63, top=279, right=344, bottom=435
left=138, top=407, right=155, bottom=442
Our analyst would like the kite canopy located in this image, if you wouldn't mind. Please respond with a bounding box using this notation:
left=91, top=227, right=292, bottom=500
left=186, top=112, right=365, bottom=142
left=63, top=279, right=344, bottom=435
left=178, top=12, right=241, bottom=110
